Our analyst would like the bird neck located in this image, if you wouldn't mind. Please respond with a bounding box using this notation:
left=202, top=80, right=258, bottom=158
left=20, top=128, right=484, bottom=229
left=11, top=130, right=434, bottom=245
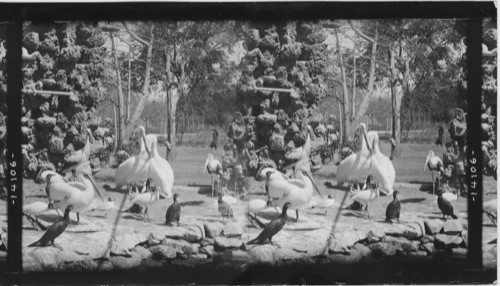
left=281, top=207, right=288, bottom=216
left=64, top=209, right=71, bottom=219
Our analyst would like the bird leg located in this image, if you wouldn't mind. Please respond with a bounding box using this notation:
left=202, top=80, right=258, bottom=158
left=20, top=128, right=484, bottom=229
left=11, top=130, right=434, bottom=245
left=431, top=172, right=435, bottom=195
left=211, top=175, right=214, bottom=198
left=365, top=205, right=371, bottom=220
left=77, top=213, right=80, bottom=224
left=145, top=207, right=150, bottom=222
left=296, top=209, right=299, bottom=222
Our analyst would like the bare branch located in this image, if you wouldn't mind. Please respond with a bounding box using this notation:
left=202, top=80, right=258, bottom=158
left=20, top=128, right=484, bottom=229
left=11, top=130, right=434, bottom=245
left=122, top=21, right=149, bottom=47
left=348, top=20, right=374, bottom=43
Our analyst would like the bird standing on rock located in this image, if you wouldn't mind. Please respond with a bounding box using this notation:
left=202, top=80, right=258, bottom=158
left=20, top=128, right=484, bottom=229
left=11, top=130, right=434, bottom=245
left=28, top=205, right=73, bottom=247
left=218, top=194, right=233, bottom=221
left=204, top=153, right=223, bottom=197
left=165, top=193, right=181, bottom=226
left=424, top=150, right=445, bottom=194
left=247, top=202, right=291, bottom=245
left=385, top=190, right=401, bottom=223
left=437, top=190, right=458, bottom=219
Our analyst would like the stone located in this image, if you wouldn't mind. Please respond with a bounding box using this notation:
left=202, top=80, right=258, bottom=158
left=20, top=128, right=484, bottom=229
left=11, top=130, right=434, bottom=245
left=274, top=248, right=303, bottom=261
left=231, top=250, right=252, bottom=264
left=329, top=240, right=351, bottom=254
left=162, top=238, right=199, bottom=255
left=451, top=248, right=467, bottom=259
left=435, top=234, right=463, bottom=249
left=408, top=251, right=428, bottom=259
left=113, top=233, right=144, bottom=251
left=424, top=219, right=444, bottom=235
left=402, top=221, right=425, bottom=240
left=332, top=230, right=362, bottom=248
left=200, top=237, right=214, bottom=247
left=188, top=253, right=208, bottom=260
left=200, top=245, right=215, bottom=258
left=214, top=237, right=244, bottom=251
left=442, top=219, right=463, bottom=235
left=352, top=243, right=372, bottom=259
left=381, top=235, right=414, bottom=253
left=204, top=222, right=224, bottom=238
left=31, top=247, right=59, bottom=270
left=149, top=245, right=177, bottom=260
left=96, top=260, right=114, bottom=272
left=148, top=230, right=166, bottom=245
left=59, top=259, right=99, bottom=272
left=164, top=226, right=188, bottom=240
left=420, top=242, right=435, bottom=254
left=110, top=243, right=132, bottom=257
left=249, top=244, right=275, bottom=264
left=411, top=241, right=420, bottom=252
left=132, top=245, right=152, bottom=260
left=110, top=252, right=142, bottom=270
left=182, top=224, right=205, bottom=242
left=369, top=242, right=397, bottom=257
left=55, top=250, right=84, bottom=264
left=420, top=235, right=435, bottom=244
left=222, top=222, right=244, bottom=238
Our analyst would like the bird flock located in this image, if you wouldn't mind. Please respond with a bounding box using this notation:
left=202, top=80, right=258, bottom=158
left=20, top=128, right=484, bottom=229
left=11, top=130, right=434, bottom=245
left=25, top=123, right=475, bottom=250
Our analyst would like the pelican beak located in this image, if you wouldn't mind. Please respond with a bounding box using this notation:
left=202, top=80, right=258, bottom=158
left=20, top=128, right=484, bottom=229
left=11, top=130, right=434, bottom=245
left=361, top=124, right=372, bottom=154
left=304, top=170, right=324, bottom=199
left=85, top=173, right=104, bottom=201
left=424, top=152, right=431, bottom=171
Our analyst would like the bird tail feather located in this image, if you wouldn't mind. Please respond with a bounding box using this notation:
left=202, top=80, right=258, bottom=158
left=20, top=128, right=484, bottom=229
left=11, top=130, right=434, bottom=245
left=28, top=240, right=40, bottom=247
left=451, top=214, right=458, bottom=219
left=246, top=238, right=258, bottom=245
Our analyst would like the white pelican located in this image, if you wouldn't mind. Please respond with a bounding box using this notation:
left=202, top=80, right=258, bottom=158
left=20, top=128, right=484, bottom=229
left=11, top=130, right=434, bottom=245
left=336, top=123, right=377, bottom=188
left=128, top=184, right=159, bottom=221
left=62, top=128, right=94, bottom=172
left=424, top=150, right=444, bottom=194
left=362, top=130, right=396, bottom=195
left=246, top=198, right=269, bottom=213
left=48, top=166, right=104, bottom=224
left=267, top=156, right=324, bottom=221
left=23, top=201, right=50, bottom=230
left=350, top=184, right=380, bottom=220
left=257, top=167, right=287, bottom=181
left=203, top=153, right=223, bottom=197
left=115, top=126, right=153, bottom=190
left=90, top=197, right=116, bottom=217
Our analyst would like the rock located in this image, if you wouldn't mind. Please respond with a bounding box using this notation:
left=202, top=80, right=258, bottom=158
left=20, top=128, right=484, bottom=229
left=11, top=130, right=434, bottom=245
left=452, top=248, right=467, bottom=259
left=275, top=248, right=303, bottom=261
left=164, top=226, right=187, bottom=240
left=442, top=219, right=463, bottom=235
left=352, top=243, right=372, bottom=258
left=35, top=116, right=57, bottom=128
left=231, top=250, right=252, bottom=264
left=182, top=224, right=205, bottom=242
left=420, top=235, right=435, bottom=244
left=222, top=222, right=243, bottom=238
left=132, top=245, right=152, bottom=260
left=110, top=252, right=142, bottom=270
left=435, top=234, right=463, bottom=249
left=200, top=237, right=214, bottom=247
left=204, top=222, right=224, bottom=238
left=249, top=244, right=275, bottom=264
left=257, top=114, right=277, bottom=125
left=59, top=259, right=99, bottom=272
left=214, top=237, right=244, bottom=251
left=31, top=247, right=59, bottom=270
left=200, top=245, right=215, bottom=258
left=96, top=260, right=114, bottom=272
left=149, top=245, right=177, bottom=260
left=420, top=242, right=435, bottom=254
left=162, top=238, right=199, bottom=255
left=110, top=243, right=132, bottom=257
left=114, top=233, right=145, bottom=251
left=188, top=253, right=208, bottom=260
left=411, top=241, right=420, bottom=252
left=381, top=235, right=414, bottom=253
left=424, top=219, right=444, bottom=235
left=369, top=242, right=397, bottom=258
left=409, top=251, right=428, bottom=259
left=148, top=230, right=166, bottom=245
left=56, top=250, right=84, bottom=264
left=329, top=230, right=362, bottom=254
left=402, top=221, right=425, bottom=240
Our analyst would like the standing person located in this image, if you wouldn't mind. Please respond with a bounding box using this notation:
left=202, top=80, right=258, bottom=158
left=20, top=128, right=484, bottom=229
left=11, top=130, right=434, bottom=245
left=210, top=129, right=219, bottom=150
left=435, top=126, right=444, bottom=146
left=448, top=108, right=467, bottom=154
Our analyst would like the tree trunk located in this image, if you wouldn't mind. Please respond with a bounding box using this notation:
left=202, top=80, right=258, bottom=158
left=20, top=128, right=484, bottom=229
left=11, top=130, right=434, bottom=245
left=124, top=23, right=155, bottom=140
left=334, top=28, right=351, bottom=143
left=127, top=58, right=131, bottom=122
left=351, top=56, right=356, bottom=120
left=338, top=101, right=343, bottom=147
left=109, top=31, right=126, bottom=148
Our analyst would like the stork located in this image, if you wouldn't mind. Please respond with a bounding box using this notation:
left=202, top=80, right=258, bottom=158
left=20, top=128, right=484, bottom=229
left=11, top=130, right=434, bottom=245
left=424, top=150, right=444, bottom=194
left=349, top=183, right=380, bottom=220
left=145, top=133, right=175, bottom=199
left=128, top=179, right=159, bottom=222
left=203, top=153, right=223, bottom=197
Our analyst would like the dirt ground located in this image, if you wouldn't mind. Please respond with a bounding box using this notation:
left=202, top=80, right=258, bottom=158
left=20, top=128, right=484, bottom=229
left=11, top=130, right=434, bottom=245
left=13, top=142, right=497, bottom=245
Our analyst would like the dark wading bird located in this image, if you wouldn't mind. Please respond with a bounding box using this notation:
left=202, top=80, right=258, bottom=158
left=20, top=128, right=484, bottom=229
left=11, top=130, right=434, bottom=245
left=165, top=193, right=181, bottom=226
left=247, top=202, right=291, bottom=245
left=385, top=190, right=401, bottom=223
left=218, top=194, right=233, bottom=221
left=28, top=205, right=73, bottom=247
left=437, top=190, right=458, bottom=219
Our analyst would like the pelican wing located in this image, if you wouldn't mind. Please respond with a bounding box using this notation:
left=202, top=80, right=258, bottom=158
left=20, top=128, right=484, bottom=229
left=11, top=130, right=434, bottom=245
left=203, top=155, right=212, bottom=175
left=424, top=152, right=432, bottom=171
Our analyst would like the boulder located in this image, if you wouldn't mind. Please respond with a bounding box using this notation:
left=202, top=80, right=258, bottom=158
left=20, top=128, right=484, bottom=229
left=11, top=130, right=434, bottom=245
left=329, top=230, right=363, bottom=254
left=182, top=224, right=205, bottom=242
left=149, top=245, right=177, bottom=260
left=162, top=238, right=199, bottom=255
left=110, top=252, right=142, bottom=270
left=420, top=235, right=435, bottom=244
left=249, top=244, right=275, bottom=264
left=442, top=219, right=463, bottom=235
left=408, top=251, right=428, bottom=259
left=204, top=222, right=224, bottom=238
left=381, top=235, right=414, bottom=254
left=55, top=250, right=84, bottom=264
left=424, top=219, right=444, bottom=235
left=132, top=245, right=152, bottom=260
left=222, top=222, right=243, bottom=238
left=420, top=242, right=435, bottom=254
left=435, top=234, right=463, bottom=249
left=231, top=250, right=252, bottom=264
left=369, top=242, right=397, bottom=258
left=31, top=247, right=59, bottom=270
left=59, top=259, right=99, bottom=272
left=200, top=245, right=215, bottom=258
left=214, top=237, right=244, bottom=251
left=274, top=248, right=303, bottom=261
